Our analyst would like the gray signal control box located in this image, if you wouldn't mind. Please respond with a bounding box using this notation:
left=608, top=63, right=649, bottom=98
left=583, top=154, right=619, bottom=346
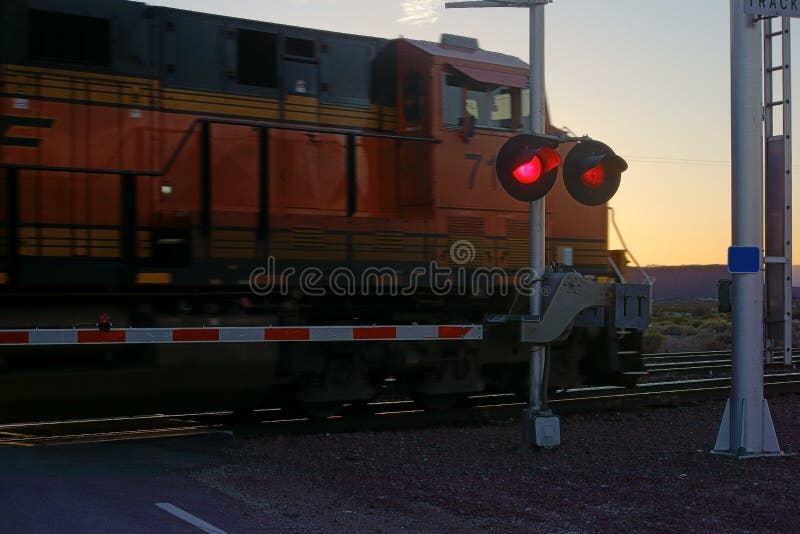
left=486, top=273, right=651, bottom=344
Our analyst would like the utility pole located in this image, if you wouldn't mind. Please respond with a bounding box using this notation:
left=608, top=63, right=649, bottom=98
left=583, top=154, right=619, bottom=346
left=445, top=0, right=560, bottom=449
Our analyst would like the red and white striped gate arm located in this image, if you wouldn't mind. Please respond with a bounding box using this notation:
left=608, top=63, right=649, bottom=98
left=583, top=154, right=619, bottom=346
left=0, top=325, right=483, bottom=346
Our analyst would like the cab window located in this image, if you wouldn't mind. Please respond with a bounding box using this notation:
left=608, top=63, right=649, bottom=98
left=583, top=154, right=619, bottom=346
left=443, top=73, right=514, bottom=130
left=490, top=87, right=513, bottom=129
left=466, top=89, right=488, bottom=126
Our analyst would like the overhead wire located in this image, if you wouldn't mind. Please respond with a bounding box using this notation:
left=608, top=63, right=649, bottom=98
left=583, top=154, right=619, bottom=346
left=621, top=155, right=800, bottom=168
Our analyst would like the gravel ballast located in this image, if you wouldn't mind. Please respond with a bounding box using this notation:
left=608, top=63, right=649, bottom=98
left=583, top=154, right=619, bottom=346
left=192, top=394, right=800, bottom=533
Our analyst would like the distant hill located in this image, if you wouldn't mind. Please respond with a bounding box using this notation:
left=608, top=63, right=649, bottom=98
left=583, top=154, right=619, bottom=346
left=625, top=264, right=800, bottom=301
left=625, top=265, right=730, bottom=300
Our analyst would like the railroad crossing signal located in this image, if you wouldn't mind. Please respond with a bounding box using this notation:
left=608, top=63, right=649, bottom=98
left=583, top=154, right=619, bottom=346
left=562, top=140, right=627, bottom=206
left=495, top=134, right=561, bottom=201
left=495, top=134, right=628, bottom=205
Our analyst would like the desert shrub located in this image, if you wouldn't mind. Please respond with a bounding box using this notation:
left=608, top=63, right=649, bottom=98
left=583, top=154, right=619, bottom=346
left=690, top=305, right=714, bottom=318
left=644, top=302, right=736, bottom=351
left=702, top=318, right=730, bottom=335
left=661, top=323, right=697, bottom=337
left=643, top=331, right=666, bottom=353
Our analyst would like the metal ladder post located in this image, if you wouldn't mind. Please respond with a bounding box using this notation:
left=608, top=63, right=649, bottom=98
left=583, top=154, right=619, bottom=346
left=763, top=17, right=793, bottom=367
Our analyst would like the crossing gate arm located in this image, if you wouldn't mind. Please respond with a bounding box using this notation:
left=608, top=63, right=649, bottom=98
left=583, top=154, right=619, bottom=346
left=0, top=325, right=483, bottom=346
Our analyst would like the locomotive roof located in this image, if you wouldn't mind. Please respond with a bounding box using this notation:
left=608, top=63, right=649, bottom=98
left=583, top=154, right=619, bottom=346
left=150, top=3, right=387, bottom=44
left=405, top=39, right=528, bottom=71
left=149, top=2, right=527, bottom=70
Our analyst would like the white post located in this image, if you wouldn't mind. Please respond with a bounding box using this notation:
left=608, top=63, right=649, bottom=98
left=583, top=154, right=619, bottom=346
left=713, top=1, right=781, bottom=457
left=523, top=2, right=560, bottom=449
left=528, top=3, right=546, bottom=411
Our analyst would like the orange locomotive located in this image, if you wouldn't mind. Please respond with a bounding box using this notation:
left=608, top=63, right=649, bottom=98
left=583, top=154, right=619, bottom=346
left=0, top=0, right=639, bottom=420
left=1, top=1, right=608, bottom=291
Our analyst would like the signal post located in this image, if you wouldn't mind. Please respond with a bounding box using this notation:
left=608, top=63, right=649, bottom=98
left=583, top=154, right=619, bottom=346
left=524, top=1, right=560, bottom=450
left=446, top=0, right=559, bottom=449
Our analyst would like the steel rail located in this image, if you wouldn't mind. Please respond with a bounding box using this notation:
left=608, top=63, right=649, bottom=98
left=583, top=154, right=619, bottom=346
left=3, top=370, right=799, bottom=445
left=642, top=349, right=800, bottom=373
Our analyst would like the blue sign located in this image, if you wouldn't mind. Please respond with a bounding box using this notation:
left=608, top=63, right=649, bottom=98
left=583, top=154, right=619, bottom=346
left=728, top=246, right=761, bottom=273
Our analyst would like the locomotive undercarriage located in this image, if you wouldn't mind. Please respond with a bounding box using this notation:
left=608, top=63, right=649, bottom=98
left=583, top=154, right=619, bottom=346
left=0, top=288, right=642, bottom=423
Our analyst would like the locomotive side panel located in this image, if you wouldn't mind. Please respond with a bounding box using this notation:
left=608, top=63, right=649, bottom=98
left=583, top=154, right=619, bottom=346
left=155, top=120, right=200, bottom=214
left=355, top=137, right=399, bottom=218
left=210, top=123, right=260, bottom=229
left=394, top=42, right=434, bottom=217
left=271, top=130, right=347, bottom=216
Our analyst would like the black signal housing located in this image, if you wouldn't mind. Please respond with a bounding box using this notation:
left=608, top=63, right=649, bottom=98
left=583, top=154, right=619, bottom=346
left=562, top=140, right=627, bottom=206
left=495, top=134, right=561, bottom=202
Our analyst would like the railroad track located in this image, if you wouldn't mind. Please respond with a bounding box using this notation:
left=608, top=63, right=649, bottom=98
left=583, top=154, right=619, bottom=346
left=642, top=349, right=800, bottom=373
left=0, top=413, right=226, bottom=447
left=3, top=368, right=799, bottom=446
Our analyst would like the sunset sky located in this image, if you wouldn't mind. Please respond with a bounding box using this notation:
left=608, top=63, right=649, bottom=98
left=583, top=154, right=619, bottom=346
left=151, top=0, right=798, bottom=266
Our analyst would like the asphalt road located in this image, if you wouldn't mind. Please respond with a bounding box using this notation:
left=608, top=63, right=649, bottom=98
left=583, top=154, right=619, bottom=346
left=0, top=433, right=261, bottom=533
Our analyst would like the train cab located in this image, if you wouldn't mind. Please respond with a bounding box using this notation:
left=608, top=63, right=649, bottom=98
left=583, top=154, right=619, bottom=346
left=393, top=35, right=609, bottom=273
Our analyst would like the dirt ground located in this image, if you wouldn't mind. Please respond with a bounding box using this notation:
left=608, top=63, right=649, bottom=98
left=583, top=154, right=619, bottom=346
left=191, top=394, right=800, bottom=533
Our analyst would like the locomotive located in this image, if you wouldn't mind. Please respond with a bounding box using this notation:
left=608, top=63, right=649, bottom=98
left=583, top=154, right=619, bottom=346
left=0, top=0, right=646, bottom=420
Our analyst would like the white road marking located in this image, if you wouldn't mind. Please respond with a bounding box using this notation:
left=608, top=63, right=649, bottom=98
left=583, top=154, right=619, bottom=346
left=155, top=503, right=228, bottom=534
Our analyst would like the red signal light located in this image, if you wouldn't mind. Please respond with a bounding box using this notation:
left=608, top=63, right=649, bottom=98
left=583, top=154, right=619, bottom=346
left=513, top=156, right=542, bottom=184
left=512, top=148, right=561, bottom=184
left=580, top=163, right=605, bottom=189
left=495, top=135, right=561, bottom=202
